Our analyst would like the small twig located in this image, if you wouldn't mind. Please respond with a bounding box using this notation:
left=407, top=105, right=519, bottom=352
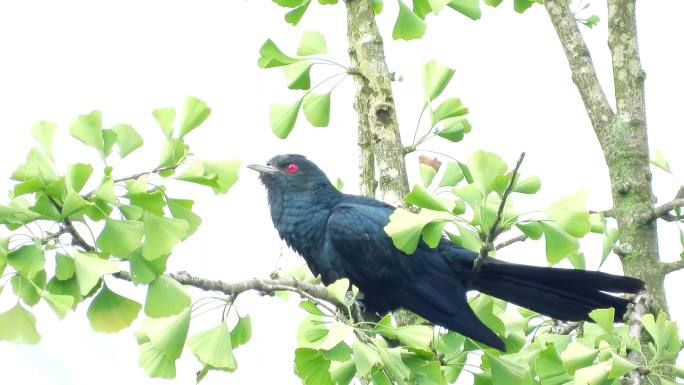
left=64, top=220, right=96, bottom=252
left=473, top=152, right=526, bottom=273
left=652, top=198, right=684, bottom=221
left=661, top=260, right=684, bottom=274
left=82, top=164, right=180, bottom=198
left=112, top=270, right=342, bottom=313
left=494, top=234, right=528, bottom=250
left=551, top=320, right=581, bottom=335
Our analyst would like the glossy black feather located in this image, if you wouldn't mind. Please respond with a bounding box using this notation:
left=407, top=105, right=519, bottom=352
left=253, top=154, right=644, bottom=351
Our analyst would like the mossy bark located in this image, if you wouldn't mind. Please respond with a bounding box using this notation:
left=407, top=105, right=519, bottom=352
left=344, top=0, right=409, bottom=206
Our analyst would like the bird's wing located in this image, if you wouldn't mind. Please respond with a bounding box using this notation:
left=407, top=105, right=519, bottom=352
left=325, top=202, right=505, bottom=350
left=325, top=202, right=408, bottom=286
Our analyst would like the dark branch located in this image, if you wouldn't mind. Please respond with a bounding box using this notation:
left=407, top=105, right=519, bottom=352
left=473, top=153, right=526, bottom=272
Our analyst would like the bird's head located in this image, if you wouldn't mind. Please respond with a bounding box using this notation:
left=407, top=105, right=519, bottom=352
left=247, top=154, right=333, bottom=194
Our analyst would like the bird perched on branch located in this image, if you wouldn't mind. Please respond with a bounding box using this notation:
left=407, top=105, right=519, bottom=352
left=248, top=154, right=644, bottom=351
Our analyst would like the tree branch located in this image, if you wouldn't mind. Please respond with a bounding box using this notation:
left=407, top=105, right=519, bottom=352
left=113, top=270, right=342, bottom=311
left=473, top=153, right=525, bottom=272
left=544, top=0, right=614, bottom=136
left=662, top=260, right=684, bottom=275
left=494, top=234, right=528, bottom=250
left=652, top=198, right=684, bottom=221
left=551, top=321, right=581, bottom=335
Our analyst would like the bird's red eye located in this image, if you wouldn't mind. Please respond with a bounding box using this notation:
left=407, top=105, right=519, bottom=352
left=286, top=163, right=298, bottom=173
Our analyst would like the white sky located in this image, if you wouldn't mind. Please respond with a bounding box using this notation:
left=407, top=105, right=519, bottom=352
left=0, top=1, right=682, bottom=384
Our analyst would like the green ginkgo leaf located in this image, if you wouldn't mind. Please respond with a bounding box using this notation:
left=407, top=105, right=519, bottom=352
left=302, top=92, right=331, bottom=127
left=258, top=39, right=299, bottom=68
left=0, top=303, right=41, bottom=344
left=270, top=99, right=303, bottom=139
left=152, top=108, right=176, bottom=138
left=393, top=0, right=427, bottom=41
left=144, top=276, right=191, bottom=318
left=73, top=251, right=120, bottom=296
left=179, top=96, right=211, bottom=138
left=66, top=163, right=94, bottom=193
left=139, top=342, right=176, bottom=379
left=111, top=124, right=143, bottom=158
left=540, top=222, right=579, bottom=265
left=187, top=322, right=237, bottom=369
left=284, top=61, right=313, bottom=90
left=285, top=0, right=312, bottom=25
left=87, top=284, right=141, bottom=333
left=297, top=31, right=327, bottom=56
left=447, top=0, right=481, bottom=20
left=70, top=111, right=104, bottom=153
left=96, top=218, right=144, bottom=258
left=423, top=60, right=455, bottom=102
left=31, top=121, right=57, bottom=156
left=142, top=213, right=188, bottom=261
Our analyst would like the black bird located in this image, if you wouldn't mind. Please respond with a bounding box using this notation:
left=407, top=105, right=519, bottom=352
left=248, top=154, right=643, bottom=351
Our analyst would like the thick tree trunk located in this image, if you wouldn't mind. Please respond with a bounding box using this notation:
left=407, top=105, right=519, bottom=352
left=344, top=0, right=409, bottom=205
left=544, top=0, right=666, bottom=382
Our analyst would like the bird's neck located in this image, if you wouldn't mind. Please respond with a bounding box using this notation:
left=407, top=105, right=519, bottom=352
left=268, top=182, right=340, bottom=258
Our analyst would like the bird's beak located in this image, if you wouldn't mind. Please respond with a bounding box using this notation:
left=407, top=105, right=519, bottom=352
left=246, top=164, right=279, bottom=174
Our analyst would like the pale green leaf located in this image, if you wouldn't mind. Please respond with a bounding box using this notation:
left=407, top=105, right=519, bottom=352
left=405, top=184, right=454, bottom=212
left=560, top=342, right=597, bottom=374
left=230, top=315, right=252, bottom=349
left=73, top=251, right=121, bottom=295
left=284, top=61, right=313, bottom=90
left=61, top=189, right=91, bottom=218
left=573, top=360, right=610, bottom=385
left=179, top=96, right=211, bottom=137
left=258, top=39, right=299, bottom=68
left=419, top=164, right=437, bottom=187
left=535, top=344, right=571, bottom=385
left=142, top=213, right=188, bottom=260
left=448, top=0, right=481, bottom=20
left=540, top=222, right=579, bottom=264
left=513, top=176, right=541, bottom=194
left=513, top=0, right=534, bottom=13
left=167, top=198, right=202, bottom=238
left=7, top=244, right=45, bottom=279
left=152, top=108, right=176, bottom=138
left=320, top=322, right=354, bottom=350
left=0, top=303, right=41, bottom=344
left=517, top=221, right=543, bottom=240
left=608, top=353, right=636, bottom=379
left=40, top=289, right=74, bottom=319
left=330, top=359, right=356, bottom=385
left=31, top=121, right=57, bottom=156
left=487, top=353, right=532, bottom=385
left=285, top=0, right=311, bottom=25
left=393, top=0, right=427, bottom=41
left=111, top=124, right=143, bottom=158
left=327, top=278, right=351, bottom=305
left=395, top=325, right=433, bottom=350
left=11, top=274, right=42, bottom=306
left=467, top=150, right=507, bottom=196
left=353, top=339, right=380, bottom=376
left=372, top=0, right=384, bottom=13
left=589, top=213, right=605, bottom=233
left=95, top=176, right=116, bottom=204
left=97, top=219, right=144, bottom=258
left=436, top=116, right=472, bottom=141
left=302, top=92, right=331, bottom=127
left=55, top=254, right=75, bottom=281
left=70, top=111, right=104, bottom=153
left=139, top=342, right=176, bottom=379
left=145, top=275, right=191, bottom=317
left=295, top=348, right=334, bottom=385
left=146, top=307, right=191, bottom=361
left=431, top=97, right=468, bottom=126
left=187, top=322, right=236, bottom=369
left=439, top=162, right=465, bottom=187
left=11, top=148, right=57, bottom=184
left=129, top=249, right=168, bottom=285
left=175, top=159, right=240, bottom=194
left=270, top=99, right=303, bottom=139
left=87, top=284, right=141, bottom=332
left=423, top=60, right=455, bottom=102
left=588, top=308, right=614, bottom=333
left=66, top=163, right=93, bottom=193
left=545, top=190, right=590, bottom=237
left=297, top=31, right=327, bottom=55
left=384, top=208, right=454, bottom=254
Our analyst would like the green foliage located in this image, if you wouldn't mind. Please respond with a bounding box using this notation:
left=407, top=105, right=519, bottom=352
left=393, top=0, right=427, bottom=40
left=0, top=97, right=242, bottom=380
left=259, top=32, right=343, bottom=138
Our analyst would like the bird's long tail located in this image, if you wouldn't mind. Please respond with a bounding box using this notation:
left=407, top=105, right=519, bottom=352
left=470, top=260, right=644, bottom=322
